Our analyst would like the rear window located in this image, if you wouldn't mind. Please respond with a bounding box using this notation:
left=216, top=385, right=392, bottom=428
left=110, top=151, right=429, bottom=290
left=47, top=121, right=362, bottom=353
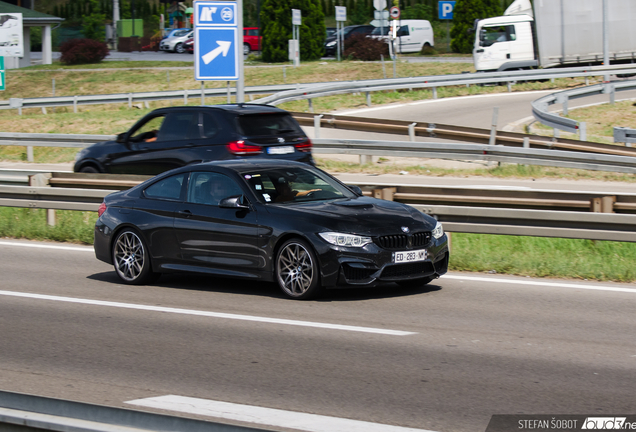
left=237, top=113, right=304, bottom=137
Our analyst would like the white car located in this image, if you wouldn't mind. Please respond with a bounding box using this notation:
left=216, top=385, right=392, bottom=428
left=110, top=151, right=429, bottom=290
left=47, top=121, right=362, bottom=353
left=159, top=29, right=193, bottom=53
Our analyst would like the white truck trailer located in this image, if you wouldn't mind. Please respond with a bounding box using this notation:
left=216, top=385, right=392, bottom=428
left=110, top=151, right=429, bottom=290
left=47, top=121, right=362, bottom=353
left=472, top=0, right=636, bottom=72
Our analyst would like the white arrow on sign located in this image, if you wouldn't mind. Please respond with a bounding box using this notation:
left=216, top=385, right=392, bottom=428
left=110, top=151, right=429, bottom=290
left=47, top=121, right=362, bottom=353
left=202, top=40, right=232, bottom=64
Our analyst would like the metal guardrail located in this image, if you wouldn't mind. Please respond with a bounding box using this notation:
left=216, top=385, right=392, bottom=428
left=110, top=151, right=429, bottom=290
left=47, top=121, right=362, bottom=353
left=2, top=172, right=636, bottom=242
left=614, top=126, right=636, bottom=147
left=0, top=390, right=268, bottom=432
left=252, top=64, right=636, bottom=106
left=532, top=79, right=636, bottom=140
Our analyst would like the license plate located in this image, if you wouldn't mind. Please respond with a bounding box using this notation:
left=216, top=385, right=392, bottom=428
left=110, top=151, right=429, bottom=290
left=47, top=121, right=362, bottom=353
left=267, top=146, right=294, bottom=155
left=393, top=249, right=427, bottom=263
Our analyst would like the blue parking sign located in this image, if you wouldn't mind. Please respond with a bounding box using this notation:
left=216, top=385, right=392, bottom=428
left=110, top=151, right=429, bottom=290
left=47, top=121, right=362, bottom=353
left=195, top=27, right=238, bottom=80
left=438, top=1, right=455, bottom=20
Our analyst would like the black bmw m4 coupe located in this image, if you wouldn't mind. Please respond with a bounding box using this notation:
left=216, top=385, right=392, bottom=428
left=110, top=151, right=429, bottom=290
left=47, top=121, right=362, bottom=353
left=94, top=159, right=449, bottom=299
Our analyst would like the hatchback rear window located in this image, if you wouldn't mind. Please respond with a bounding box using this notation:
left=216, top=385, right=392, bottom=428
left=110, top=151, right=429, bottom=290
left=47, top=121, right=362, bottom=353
left=237, top=114, right=303, bottom=136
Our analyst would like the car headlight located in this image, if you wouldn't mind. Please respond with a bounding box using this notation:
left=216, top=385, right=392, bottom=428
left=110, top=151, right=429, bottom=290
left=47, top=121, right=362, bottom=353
left=319, top=232, right=372, bottom=247
left=432, top=221, right=444, bottom=239
left=326, top=41, right=336, bottom=47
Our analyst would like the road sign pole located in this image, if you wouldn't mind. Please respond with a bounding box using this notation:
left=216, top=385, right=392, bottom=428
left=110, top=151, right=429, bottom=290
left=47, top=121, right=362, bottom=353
left=236, top=0, right=244, bottom=102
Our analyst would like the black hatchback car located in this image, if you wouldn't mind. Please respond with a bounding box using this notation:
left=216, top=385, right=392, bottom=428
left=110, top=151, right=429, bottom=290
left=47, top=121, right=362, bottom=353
left=324, top=25, right=375, bottom=56
left=94, top=159, right=449, bottom=300
left=74, top=104, right=313, bottom=175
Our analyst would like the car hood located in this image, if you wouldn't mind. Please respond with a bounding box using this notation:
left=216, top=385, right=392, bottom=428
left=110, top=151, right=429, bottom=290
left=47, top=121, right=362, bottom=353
left=269, top=196, right=435, bottom=235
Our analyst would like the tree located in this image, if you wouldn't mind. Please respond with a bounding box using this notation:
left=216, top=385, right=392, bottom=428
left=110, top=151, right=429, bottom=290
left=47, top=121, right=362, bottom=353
left=450, top=0, right=502, bottom=53
left=260, top=0, right=326, bottom=62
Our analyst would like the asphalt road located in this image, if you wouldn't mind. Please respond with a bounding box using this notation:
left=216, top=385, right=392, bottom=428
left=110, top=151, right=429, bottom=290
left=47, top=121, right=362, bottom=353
left=1, top=239, right=635, bottom=432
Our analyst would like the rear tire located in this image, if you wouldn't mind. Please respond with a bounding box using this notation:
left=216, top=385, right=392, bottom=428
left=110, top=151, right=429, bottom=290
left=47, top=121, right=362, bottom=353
left=243, top=43, right=251, bottom=55
left=80, top=166, right=99, bottom=173
left=112, top=229, right=158, bottom=285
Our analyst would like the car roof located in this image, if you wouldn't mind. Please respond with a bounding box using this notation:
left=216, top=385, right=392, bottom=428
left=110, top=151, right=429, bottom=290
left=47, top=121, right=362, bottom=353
left=144, top=104, right=288, bottom=116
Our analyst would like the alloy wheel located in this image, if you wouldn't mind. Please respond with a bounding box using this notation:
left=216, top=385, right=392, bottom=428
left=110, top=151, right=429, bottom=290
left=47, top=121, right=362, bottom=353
left=114, top=231, right=145, bottom=282
left=277, top=241, right=316, bottom=298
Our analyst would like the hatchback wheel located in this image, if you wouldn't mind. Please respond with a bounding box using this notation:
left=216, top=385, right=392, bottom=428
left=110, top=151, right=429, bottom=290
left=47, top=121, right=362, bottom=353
left=175, top=43, right=185, bottom=53
left=113, top=229, right=157, bottom=284
left=243, top=43, right=250, bottom=55
left=276, top=239, right=321, bottom=299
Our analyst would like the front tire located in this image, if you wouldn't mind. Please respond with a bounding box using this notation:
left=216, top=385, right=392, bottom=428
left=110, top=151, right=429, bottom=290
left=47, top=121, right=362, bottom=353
left=175, top=43, right=185, bottom=53
left=80, top=166, right=100, bottom=173
left=243, top=43, right=251, bottom=55
left=112, top=229, right=158, bottom=285
left=275, top=239, right=321, bottom=300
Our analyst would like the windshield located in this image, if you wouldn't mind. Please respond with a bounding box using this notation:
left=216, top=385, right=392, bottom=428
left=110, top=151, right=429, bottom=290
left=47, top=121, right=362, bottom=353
left=241, top=166, right=356, bottom=204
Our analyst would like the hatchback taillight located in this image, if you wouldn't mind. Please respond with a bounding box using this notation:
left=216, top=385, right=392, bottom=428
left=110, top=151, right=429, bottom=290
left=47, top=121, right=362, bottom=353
left=295, top=139, right=312, bottom=152
left=97, top=202, right=107, bottom=217
left=226, top=140, right=263, bottom=155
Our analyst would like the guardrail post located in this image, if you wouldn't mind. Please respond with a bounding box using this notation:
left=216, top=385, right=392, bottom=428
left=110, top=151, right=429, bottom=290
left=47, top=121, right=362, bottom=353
left=579, top=122, right=587, bottom=141
left=227, top=81, right=231, bottom=103
left=200, top=82, right=205, bottom=105
left=128, top=93, right=132, bottom=109
left=10, top=98, right=23, bottom=115
left=591, top=196, right=616, bottom=213
left=610, top=84, right=615, bottom=105
left=42, top=107, right=47, bottom=114
left=489, top=107, right=498, bottom=146
left=27, top=146, right=34, bottom=162
left=314, top=114, right=323, bottom=138
left=366, top=92, right=371, bottom=107
left=73, top=95, right=78, bottom=113
left=308, top=98, right=313, bottom=113
left=409, top=123, right=416, bottom=142
left=184, top=89, right=188, bottom=105
left=507, top=81, right=511, bottom=92
left=432, top=87, right=437, bottom=99
left=283, top=65, right=286, bottom=83
left=29, top=174, right=57, bottom=226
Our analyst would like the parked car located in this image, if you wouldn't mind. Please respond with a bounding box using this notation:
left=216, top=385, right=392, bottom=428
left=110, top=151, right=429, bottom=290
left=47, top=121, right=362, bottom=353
left=94, top=159, right=449, bottom=299
left=159, top=29, right=193, bottom=53
left=368, top=20, right=434, bottom=54
left=73, top=105, right=314, bottom=175
left=324, top=25, right=375, bottom=56
left=162, top=28, right=187, bottom=40
left=184, top=37, right=194, bottom=54
left=326, top=27, right=337, bottom=39
left=243, top=27, right=261, bottom=54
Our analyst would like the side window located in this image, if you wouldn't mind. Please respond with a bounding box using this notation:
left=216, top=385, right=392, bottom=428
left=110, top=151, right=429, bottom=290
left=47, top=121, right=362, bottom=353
left=187, top=172, right=243, bottom=206
left=144, top=173, right=186, bottom=201
left=480, top=25, right=515, bottom=47
left=130, top=116, right=165, bottom=143
left=397, top=25, right=409, bottom=37
left=157, top=112, right=198, bottom=141
left=199, top=112, right=221, bottom=139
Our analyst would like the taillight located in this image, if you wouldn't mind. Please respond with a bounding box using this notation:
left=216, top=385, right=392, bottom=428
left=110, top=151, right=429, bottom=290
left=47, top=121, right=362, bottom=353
left=226, top=140, right=262, bottom=155
left=295, top=139, right=312, bottom=153
left=97, top=202, right=107, bottom=217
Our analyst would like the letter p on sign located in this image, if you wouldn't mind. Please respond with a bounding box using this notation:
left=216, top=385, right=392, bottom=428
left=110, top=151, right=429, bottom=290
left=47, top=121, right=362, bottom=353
left=438, top=1, right=455, bottom=20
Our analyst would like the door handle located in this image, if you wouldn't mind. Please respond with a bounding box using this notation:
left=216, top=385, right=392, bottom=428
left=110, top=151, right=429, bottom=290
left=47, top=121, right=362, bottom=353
left=177, top=210, right=193, bottom=217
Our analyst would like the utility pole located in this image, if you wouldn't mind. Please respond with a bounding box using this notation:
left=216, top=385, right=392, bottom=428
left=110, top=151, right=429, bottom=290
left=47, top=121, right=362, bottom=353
left=113, top=0, right=120, bottom=50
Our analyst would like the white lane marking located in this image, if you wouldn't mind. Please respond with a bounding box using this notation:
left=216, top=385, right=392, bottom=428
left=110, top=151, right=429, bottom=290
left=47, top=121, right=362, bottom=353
left=445, top=275, right=636, bottom=294
left=0, top=241, right=93, bottom=252
left=0, top=290, right=415, bottom=336
left=126, top=395, right=437, bottom=432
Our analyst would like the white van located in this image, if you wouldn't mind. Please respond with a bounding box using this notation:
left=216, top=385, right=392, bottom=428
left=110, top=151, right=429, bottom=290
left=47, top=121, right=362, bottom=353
left=369, top=20, right=434, bottom=54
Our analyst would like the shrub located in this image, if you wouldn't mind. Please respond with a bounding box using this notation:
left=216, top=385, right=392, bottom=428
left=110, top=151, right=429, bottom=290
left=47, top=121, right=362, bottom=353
left=420, top=44, right=438, bottom=56
left=343, top=34, right=389, bottom=61
left=60, top=38, right=109, bottom=65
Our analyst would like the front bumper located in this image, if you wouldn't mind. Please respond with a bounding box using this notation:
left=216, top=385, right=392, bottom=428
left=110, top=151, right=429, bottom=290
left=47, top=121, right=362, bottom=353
left=317, top=234, right=450, bottom=288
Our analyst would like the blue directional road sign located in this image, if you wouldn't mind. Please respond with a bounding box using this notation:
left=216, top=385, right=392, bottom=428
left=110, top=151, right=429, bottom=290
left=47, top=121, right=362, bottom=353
left=438, top=1, right=455, bottom=20
left=195, top=1, right=239, bottom=81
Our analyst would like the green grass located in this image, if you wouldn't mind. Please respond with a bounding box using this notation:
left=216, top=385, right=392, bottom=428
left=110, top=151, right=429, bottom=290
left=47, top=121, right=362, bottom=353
left=0, top=207, right=97, bottom=245
left=451, top=234, right=636, bottom=282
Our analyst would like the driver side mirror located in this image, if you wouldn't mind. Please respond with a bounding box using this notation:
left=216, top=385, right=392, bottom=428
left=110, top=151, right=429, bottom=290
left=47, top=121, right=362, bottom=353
left=116, top=132, right=127, bottom=144
left=219, top=195, right=250, bottom=209
left=348, top=185, right=363, bottom=196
